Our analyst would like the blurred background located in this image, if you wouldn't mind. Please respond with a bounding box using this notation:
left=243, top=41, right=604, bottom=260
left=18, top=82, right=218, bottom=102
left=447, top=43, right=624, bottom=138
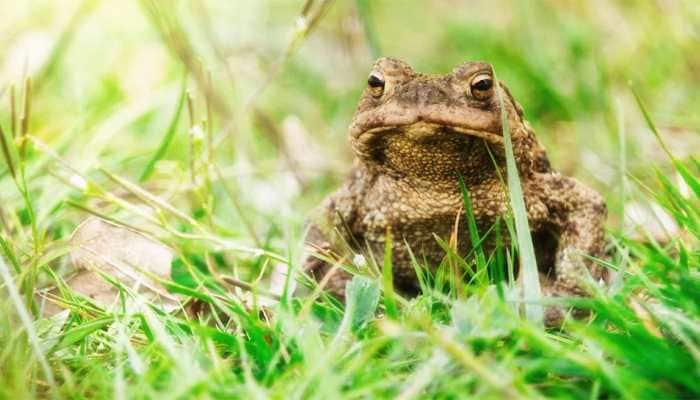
left=0, top=0, right=698, bottom=249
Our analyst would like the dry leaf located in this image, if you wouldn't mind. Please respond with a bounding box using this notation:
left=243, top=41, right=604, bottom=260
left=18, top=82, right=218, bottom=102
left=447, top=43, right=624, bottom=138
left=38, top=217, right=179, bottom=315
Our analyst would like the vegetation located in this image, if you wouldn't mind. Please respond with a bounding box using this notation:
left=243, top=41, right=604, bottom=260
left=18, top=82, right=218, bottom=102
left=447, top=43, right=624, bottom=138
left=1, top=0, right=698, bottom=398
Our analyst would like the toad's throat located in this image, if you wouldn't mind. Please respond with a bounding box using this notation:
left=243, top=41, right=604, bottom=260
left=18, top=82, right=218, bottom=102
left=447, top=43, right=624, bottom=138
left=365, top=127, right=500, bottom=183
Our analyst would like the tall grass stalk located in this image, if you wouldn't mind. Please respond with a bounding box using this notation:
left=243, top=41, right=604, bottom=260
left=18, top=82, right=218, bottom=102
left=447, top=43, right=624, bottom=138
left=496, top=80, right=543, bottom=324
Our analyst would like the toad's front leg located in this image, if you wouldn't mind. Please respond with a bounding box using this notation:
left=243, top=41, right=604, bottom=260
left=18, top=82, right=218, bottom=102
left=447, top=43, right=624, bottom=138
left=302, top=169, right=369, bottom=298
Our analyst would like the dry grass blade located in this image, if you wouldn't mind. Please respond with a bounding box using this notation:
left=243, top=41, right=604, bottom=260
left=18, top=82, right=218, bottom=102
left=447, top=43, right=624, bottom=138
left=220, top=275, right=282, bottom=301
left=0, top=123, right=15, bottom=179
left=139, top=0, right=231, bottom=119
left=19, top=78, right=32, bottom=160
left=10, top=84, right=16, bottom=138
left=213, top=165, right=262, bottom=248
left=192, top=0, right=239, bottom=107
left=100, top=167, right=202, bottom=229
left=245, top=0, right=336, bottom=108
left=253, top=108, right=308, bottom=188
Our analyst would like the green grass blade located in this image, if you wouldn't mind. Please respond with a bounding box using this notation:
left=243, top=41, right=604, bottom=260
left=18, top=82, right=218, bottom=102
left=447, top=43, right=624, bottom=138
left=0, top=256, right=56, bottom=390
left=631, top=86, right=700, bottom=198
left=345, top=275, right=380, bottom=333
left=382, top=228, right=398, bottom=319
left=458, top=176, right=488, bottom=286
left=496, top=80, right=542, bottom=325
left=54, top=316, right=115, bottom=351
left=139, top=75, right=187, bottom=182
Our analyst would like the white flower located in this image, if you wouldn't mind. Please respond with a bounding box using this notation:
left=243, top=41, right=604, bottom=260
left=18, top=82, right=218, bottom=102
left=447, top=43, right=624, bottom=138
left=69, top=174, right=88, bottom=191
left=190, top=125, right=204, bottom=142
left=353, top=254, right=366, bottom=268
left=295, top=16, right=308, bottom=31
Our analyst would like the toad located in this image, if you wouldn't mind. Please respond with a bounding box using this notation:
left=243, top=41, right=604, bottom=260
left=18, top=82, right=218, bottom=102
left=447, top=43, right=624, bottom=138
left=304, top=58, right=608, bottom=325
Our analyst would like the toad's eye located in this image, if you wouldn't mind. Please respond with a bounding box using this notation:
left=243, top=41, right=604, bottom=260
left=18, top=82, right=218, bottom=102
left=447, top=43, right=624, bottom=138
left=367, top=72, right=385, bottom=97
left=470, top=74, right=493, bottom=100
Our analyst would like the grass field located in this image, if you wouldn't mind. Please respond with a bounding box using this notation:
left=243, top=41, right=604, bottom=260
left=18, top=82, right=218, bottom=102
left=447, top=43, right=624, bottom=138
left=1, top=0, right=699, bottom=398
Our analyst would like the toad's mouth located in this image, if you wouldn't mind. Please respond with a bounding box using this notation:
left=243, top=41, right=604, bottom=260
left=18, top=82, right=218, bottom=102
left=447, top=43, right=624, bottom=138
left=354, top=120, right=503, bottom=142
left=361, top=122, right=502, bottom=142
left=349, top=123, right=503, bottom=167
left=352, top=121, right=504, bottom=158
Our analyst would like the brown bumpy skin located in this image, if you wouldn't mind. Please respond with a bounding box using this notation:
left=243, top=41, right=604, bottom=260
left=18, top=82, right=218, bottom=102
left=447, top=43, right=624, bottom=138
left=304, top=58, right=608, bottom=325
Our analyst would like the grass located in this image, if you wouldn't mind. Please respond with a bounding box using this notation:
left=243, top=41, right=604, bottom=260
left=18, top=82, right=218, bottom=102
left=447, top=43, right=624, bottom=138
left=1, top=0, right=699, bottom=398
